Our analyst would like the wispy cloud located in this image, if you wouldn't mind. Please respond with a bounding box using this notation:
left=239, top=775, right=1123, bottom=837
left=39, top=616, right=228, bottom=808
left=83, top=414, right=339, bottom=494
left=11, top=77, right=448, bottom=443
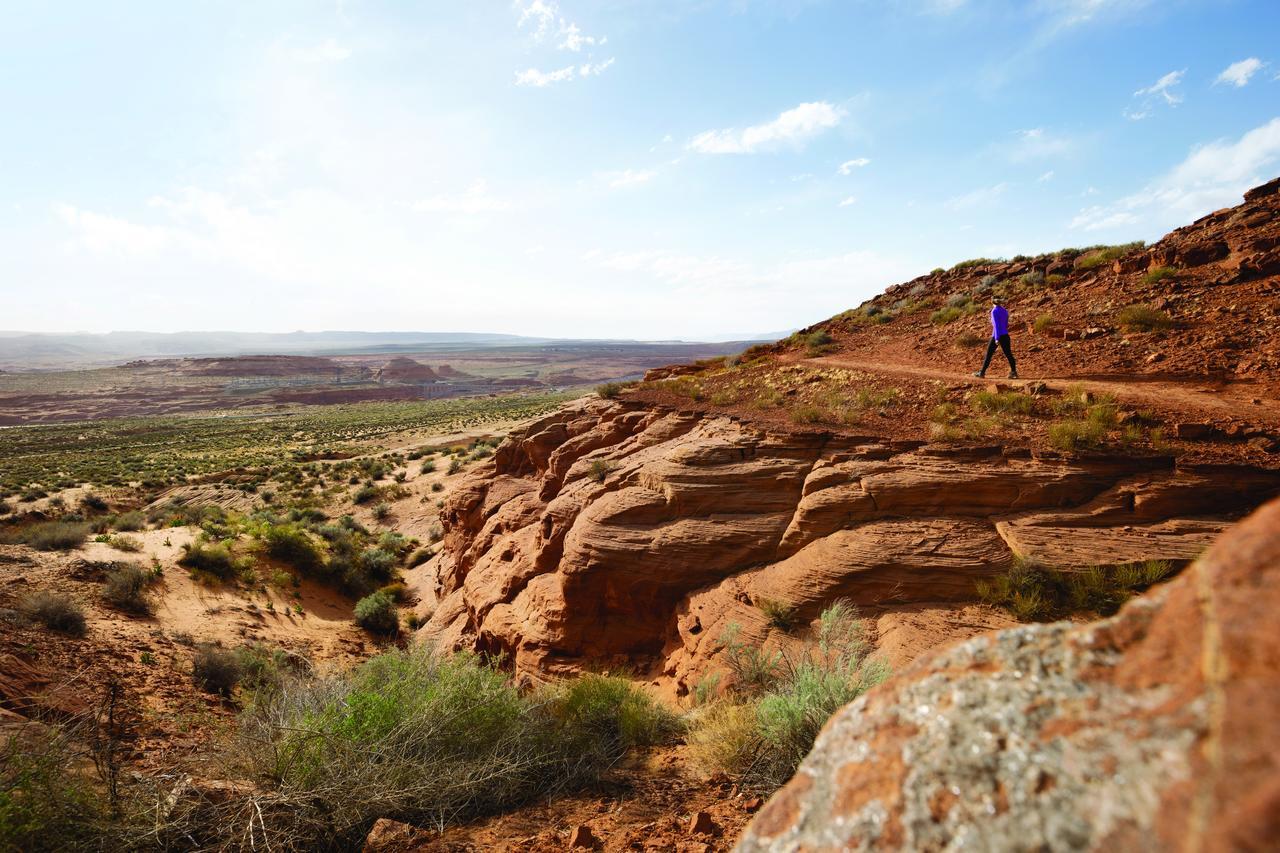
left=1037, top=170, right=1055, bottom=182
left=837, top=157, right=870, bottom=175
left=514, top=2, right=612, bottom=86
left=838, top=196, right=857, bottom=207
left=1007, top=127, right=1074, bottom=162
left=1071, top=117, right=1280, bottom=231
left=689, top=102, right=844, bottom=155
left=945, top=182, right=1007, bottom=210
left=1215, top=57, right=1266, bottom=88
left=1126, top=69, right=1184, bottom=120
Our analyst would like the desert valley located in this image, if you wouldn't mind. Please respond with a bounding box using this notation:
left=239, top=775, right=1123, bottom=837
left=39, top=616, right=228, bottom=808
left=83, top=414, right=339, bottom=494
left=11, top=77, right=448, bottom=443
left=3, top=179, right=1279, bottom=851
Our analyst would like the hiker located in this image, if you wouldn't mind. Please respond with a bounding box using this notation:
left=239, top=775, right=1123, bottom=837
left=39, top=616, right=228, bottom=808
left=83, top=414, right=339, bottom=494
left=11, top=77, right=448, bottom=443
left=975, top=296, right=1018, bottom=379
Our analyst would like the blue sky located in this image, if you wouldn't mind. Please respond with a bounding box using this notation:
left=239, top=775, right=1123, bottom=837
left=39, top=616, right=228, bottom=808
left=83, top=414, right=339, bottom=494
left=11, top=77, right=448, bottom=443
left=2, top=0, right=1278, bottom=339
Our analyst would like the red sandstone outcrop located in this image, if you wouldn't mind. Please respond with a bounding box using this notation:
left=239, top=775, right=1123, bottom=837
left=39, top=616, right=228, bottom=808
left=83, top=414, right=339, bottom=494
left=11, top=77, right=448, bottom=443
left=420, top=398, right=1280, bottom=692
left=736, top=495, right=1280, bottom=852
left=376, top=357, right=440, bottom=384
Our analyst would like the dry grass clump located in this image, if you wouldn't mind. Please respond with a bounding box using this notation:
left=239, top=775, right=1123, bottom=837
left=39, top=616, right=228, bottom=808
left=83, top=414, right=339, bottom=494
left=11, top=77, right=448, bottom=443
left=1033, top=313, right=1055, bottom=333
left=1074, top=241, right=1144, bottom=270
left=1117, top=304, right=1174, bottom=332
left=977, top=557, right=1176, bottom=621
left=102, top=564, right=153, bottom=615
left=18, top=590, right=87, bottom=636
left=4, top=520, right=92, bottom=551
left=587, top=459, right=616, bottom=483
left=755, top=597, right=799, bottom=633
left=1141, top=266, right=1177, bottom=284
left=970, top=389, right=1036, bottom=416
left=687, top=601, right=888, bottom=792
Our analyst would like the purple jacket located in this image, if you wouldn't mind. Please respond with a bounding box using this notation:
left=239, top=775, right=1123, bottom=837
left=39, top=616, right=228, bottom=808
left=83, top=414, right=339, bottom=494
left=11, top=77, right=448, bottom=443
left=990, top=304, right=1009, bottom=339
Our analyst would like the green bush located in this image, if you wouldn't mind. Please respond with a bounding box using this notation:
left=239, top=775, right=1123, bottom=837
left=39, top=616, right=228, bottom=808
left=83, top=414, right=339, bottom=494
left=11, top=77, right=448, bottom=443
left=102, top=564, right=151, bottom=615
left=756, top=597, right=799, bottom=632
left=18, top=591, right=87, bottom=636
left=587, top=459, right=615, bottom=483
left=263, top=525, right=325, bottom=574
left=596, top=382, right=624, bottom=400
left=352, top=484, right=381, bottom=505
left=971, top=390, right=1036, bottom=415
left=0, top=723, right=109, bottom=850
left=178, top=540, right=243, bottom=581
left=1074, top=241, right=1144, bottom=270
left=354, top=590, right=399, bottom=635
left=977, top=557, right=1176, bottom=621
left=688, top=602, right=888, bottom=791
left=930, top=306, right=963, bottom=325
left=1034, top=313, right=1054, bottom=333
left=1142, top=266, right=1177, bottom=284
left=234, top=647, right=679, bottom=848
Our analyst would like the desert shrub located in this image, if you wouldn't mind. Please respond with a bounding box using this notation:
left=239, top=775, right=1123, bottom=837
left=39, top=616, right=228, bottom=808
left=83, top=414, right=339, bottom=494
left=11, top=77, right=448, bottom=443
left=1142, top=266, right=1177, bottom=284
left=790, top=405, right=826, bottom=425
left=261, top=525, right=325, bottom=571
left=371, top=502, right=392, bottom=521
left=689, top=602, right=888, bottom=791
left=178, top=540, right=242, bottom=581
left=108, top=534, right=143, bottom=553
left=19, top=520, right=92, bottom=551
left=18, top=591, right=87, bottom=636
left=230, top=647, right=678, bottom=847
left=1034, top=313, right=1055, bottom=333
left=952, top=257, right=999, bottom=270
left=407, top=548, right=433, bottom=568
left=357, top=548, right=398, bottom=583
left=1020, top=270, right=1045, bottom=287
left=193, top=643, right=242, bottom=696
left=0, top=500, right=11, bottom=516
left=419, top=459, right=437, bottom=475
left=978, top=274, right=999, bottom=291
left=798, top=330, right=835, bottom=357
left=1075, top=241, right=1144, bottom=270
left=102, top=564, right=151, bottom=615
left=447, top=457, right=463, bottom=475
left=756, top=597, right=799, bottom=632
left=1048, top=419, right=1106, bottom=451
left=977, top=557, right=1176, bottom=621
left=354, top=590, right=399, bottom=635
left=79, top=494, right=109, bottom=513
left=587, top=459, right=615, bottom=483
left=0, top=721, right=111, bottom=850
left=596, top=382, right=624, bottom=400
left=930, top=306, right=963, bottom=325
left=352, top=484, right=381, bottom=505
left=956, top=331, right=985, bottom=348
left=1117, top=304, right=1173, bottom=332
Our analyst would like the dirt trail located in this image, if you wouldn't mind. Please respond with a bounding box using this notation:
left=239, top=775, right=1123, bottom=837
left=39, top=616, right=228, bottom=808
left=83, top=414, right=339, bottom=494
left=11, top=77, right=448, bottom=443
left=808, top=355, right=1280, bottom=425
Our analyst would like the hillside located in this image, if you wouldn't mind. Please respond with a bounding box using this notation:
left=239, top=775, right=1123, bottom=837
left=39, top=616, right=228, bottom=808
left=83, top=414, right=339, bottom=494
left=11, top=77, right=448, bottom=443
left=410, top=180, right=1280, bottom=848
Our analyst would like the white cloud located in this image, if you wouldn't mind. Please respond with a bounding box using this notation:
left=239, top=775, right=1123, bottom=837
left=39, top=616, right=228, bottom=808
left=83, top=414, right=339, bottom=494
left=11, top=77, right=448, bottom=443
left=1127, top=69, right=1184, bottom=119
left=517, top=0, right=559, bottom=39
left=838, top=157, right=871, bottom=175
left=1038, top=170, right=1055, bottom=182
left=515, top=65, right=577, bottom=87
left=1215, top=57, right=1265, bottom=88
left=689, top=102, right=845, bottom=155
left=838, top=196, right=857, bottom=207
left=945, top=182, right=1007, bottom=210
left=56, top=204, right=190, bottom=255
left=1008, top=127, right=1073, bottom=161
left=578, top=58, right=614, bottom=76
left=517, top=2, right=605, bottom=52
left=603, top=168, right=657, bottom=189
left=411, top=180, right=511, bottom=215
left=1071, top=117, right=1280, bottom=231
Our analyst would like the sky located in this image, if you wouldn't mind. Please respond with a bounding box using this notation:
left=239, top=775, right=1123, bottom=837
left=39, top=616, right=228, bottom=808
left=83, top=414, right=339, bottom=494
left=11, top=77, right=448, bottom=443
left=2, top=0, right=1278, bottom=340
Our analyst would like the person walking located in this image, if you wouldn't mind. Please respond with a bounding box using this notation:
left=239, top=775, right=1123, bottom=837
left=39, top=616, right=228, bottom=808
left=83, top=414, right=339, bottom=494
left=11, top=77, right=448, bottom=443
left=975, top=296, right=1018, bottom=379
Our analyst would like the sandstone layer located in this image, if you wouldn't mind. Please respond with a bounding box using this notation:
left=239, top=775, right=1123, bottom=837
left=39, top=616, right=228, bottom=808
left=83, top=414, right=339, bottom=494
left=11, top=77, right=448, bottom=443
left=736, top=495, right=1280, bottom=852
left=419, top=398, right=1280, bottom=693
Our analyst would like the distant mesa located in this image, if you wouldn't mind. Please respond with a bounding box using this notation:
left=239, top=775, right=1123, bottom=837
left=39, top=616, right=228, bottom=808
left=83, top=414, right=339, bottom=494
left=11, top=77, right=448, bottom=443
left=377, top=357, right=440, bottom=384
left=186, top=355, right=342, bottom=377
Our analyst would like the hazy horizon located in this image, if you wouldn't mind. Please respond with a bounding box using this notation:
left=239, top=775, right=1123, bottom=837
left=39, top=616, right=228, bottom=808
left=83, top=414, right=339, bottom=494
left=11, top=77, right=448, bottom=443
left=4, top=1, right=1278, bottom=339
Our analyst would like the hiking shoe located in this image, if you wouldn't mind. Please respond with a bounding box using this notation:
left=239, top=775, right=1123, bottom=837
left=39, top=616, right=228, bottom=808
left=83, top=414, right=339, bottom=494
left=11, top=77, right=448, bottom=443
left=1009, top=371, right=1019, bottom=379
left=973, top=372, right=985, bottom=378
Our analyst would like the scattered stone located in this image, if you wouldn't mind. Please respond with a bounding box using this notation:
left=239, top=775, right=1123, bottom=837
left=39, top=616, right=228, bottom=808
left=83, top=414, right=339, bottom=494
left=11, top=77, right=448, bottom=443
left=362, top=818, right=433, bottom=851
left=1081, top=327, right=1107, bottom=340
left=1145, top=352, right=1164, bottom=364
left=1174, top=422, right=1216, bottom=440
left=688, top=811, right=718, bottom=837
left=568, top=824, right=599, bottom=849
left=743, top=796, right=764, bottom=812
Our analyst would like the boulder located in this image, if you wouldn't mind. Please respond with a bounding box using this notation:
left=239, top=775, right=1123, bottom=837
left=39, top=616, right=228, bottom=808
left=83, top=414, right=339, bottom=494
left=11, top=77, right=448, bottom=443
left=736, top=497, right=1280, bottom=852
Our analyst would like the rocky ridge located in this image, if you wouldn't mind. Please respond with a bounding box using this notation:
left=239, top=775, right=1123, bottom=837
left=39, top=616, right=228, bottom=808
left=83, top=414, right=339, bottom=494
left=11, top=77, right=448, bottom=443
left=419, top=397, right=1280, bottom=695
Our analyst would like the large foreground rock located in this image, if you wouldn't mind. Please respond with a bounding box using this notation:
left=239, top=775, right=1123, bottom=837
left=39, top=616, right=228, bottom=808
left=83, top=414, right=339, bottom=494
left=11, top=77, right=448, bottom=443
left=736, top=497, right=1280, bottom=852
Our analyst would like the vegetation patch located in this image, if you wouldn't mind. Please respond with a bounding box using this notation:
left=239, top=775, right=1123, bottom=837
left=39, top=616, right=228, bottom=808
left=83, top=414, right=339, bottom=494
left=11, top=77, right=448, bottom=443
left=1117, top=304, right=1174, bottom=332
left=977, top=557, right=1176, bottom=621
left=18, top=590, right=87, bottom=636
left=687, top=602, right=888, bottom=792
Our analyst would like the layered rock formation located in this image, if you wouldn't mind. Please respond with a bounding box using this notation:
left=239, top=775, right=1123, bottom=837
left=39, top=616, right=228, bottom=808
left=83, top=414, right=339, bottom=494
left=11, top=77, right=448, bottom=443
left=419, top=398, right=1280, bottom=692
left=736, top=496, right=1280, bottom=852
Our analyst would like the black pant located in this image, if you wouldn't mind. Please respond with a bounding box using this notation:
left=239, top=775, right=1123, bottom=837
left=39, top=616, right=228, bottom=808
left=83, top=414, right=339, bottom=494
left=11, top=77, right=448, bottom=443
left=980, top=334, right=1016, bottom=375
